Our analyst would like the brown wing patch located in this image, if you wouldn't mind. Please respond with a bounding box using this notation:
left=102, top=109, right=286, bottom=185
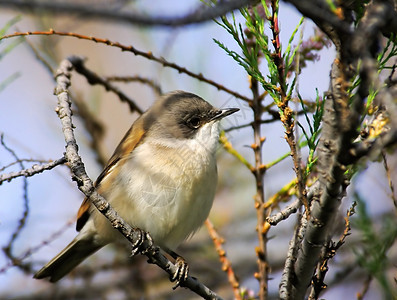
left=75, top=116, right=147, bottom=231
left=95, top=116, right=147, bottom=186
left=76, top=197, right=90, bottom=231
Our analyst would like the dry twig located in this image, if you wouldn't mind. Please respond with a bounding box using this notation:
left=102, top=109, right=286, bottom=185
left=0, top=157, right=66, bottom=184
left=68, top=56, right=143, bottom=114
left=0, top=30, right=251, bottom=103
left=205, top=219, right=241, bottom=300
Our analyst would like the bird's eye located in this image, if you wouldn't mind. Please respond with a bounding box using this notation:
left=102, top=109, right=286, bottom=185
left=187, top=117, right=201, bottom=129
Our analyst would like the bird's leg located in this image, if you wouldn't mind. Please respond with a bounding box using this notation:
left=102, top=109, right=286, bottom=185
left=165, top=248, right=189, bottom=289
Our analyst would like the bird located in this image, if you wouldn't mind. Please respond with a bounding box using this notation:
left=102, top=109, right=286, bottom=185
left=33, top=90, right=239, bottom=283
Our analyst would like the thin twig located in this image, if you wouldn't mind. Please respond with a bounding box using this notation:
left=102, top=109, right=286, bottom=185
left=382, top=152, right=397, bottom=209
left=0, top=157, right=66, bottom=184
left=347, top=128, right=397, bottom=164
left=0, top=30, right=251, bottom=103
left=279, top=212, right=307, bottom=299
left=23, top=35, right=55, bottom=75
left=105, top=75, right=162, bottom=96
left=356, top=275, right=373, bottom=300
left=71, top=95, right=108, bottom=167
left=267, top=199, right=299, bottom=226
left=0, top=220, right=74, bottom=274
left=1, top=134, right=30, bottom=272
left=205, top=219, right=241, bottom=300
left=68, top=56, right=143, bottom=114
left=0, top=158, right=55, bottom=172
left=269, top=0, right=308, bottom=217
left=263, top=178, right=296, bottom=211
left=219, top=131, right=254, bottom=171
left=54, top=58, right=223, bottom=300
left=250, top=76, right=269, bottom=299
left=267, top=181, right=320, bottom=225
left=308, top=201, right=356, bottom=299
left=224, top=122, right=253, bottom=132
left=224, top=118, right=277, bottom=132
left=22, top=37, right=109, bottom=166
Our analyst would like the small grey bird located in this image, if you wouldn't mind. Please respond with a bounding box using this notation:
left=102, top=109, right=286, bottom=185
left=34, top=90, right=239, bottom=283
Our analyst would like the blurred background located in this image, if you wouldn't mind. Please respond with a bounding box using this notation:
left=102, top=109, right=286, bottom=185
left=0, top=1, right=395, bottom=299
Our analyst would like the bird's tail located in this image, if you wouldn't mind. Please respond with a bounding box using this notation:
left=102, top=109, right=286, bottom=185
left=34, top=236, right=102, bottom=282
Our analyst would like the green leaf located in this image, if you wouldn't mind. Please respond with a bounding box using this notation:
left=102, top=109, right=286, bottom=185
left=0, top=72, right=20, bottom=93
left=0, top=15, right=22, bottom=38
left=284, top=17, right=304, bottom=72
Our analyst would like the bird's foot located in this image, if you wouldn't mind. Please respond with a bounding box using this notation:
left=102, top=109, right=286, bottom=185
left=130, top=228, right=153, bottom=256
left=171, top=255, right=189, bottom=289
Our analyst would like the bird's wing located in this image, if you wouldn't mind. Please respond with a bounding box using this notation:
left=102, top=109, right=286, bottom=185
left=76, top=116, right=147, bottom=231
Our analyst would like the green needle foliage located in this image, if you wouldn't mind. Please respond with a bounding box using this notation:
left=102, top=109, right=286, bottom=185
left=0, top=16, right=23, bottom=93
left=350, top=33, right=397, bottom=114
left=297, top=90, right=324, bottom=176
left=213, top=2, right=304, bottom=105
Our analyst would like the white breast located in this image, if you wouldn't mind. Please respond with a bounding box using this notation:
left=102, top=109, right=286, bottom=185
left=92, top=122, right=220, bottom=250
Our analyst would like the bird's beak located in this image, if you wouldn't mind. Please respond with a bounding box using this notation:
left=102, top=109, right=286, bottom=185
left=211, top=108, right=239, bottom=121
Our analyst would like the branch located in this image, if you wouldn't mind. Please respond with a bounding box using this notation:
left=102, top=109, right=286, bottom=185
left=357, top=275, right=373, bottom=300
left=267, top=181, right=320, bottom=226
left=308, top=201, right=356, bottom=299
left=1, top=134, right=30, bottom=272
left=67, top=56, right=143, bottom=114
left=0, top=0, right=256, bottom=27
left=282, top=0, right=351, bottom=41
left=347, top=121, right=397, bottom=163
left=250, top=77, right=269, bottom=299
left=382, top=153, right=397, bottom=209
left=22, top=39, right=109, bottom=167
left=0, top=30, right=251, bottom=103
left=205, top=219, right=241, bottom=300
left=219, top=131, right=254, bottom=171
left=290, top=71, right=355, bottom=299
left=269, top=0, right=309, bottom=217
left=0, top=158, right=57, bottom=172
left=0, top=220, right=73, bottom=274
left=105, top=75, right=162, bottom=96
left=54, top=58, right=222, bottom=300
left=0, top=157, right=66, bottom=184
left=279, top=213, right=307, bottom=299
left=284, top=1, right=397, bottom=298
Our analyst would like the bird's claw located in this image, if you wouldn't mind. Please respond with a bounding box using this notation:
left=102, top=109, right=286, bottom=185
left=170, top=256, right=189, bottom=289
left=130, top=228, right=153, bottom=257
